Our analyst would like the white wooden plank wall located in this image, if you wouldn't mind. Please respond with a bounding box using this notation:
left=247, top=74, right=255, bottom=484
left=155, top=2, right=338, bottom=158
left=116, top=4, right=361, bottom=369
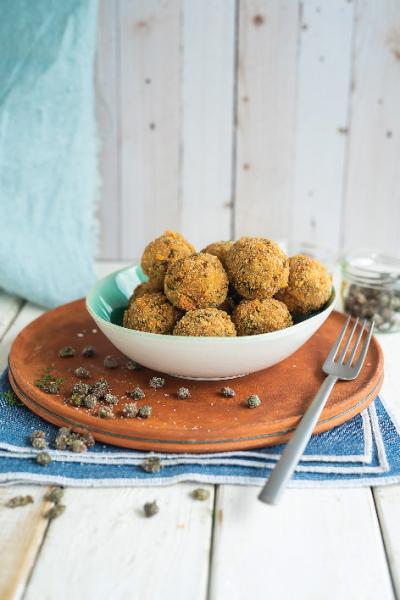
left=291, top=0, right=354, bottom=250
left=180, top=0, right=236, bottom=248
left=96, top=0, right=120, bottom=259
left=343, top=0, right=400, bottom=255
left=119, top=0, right=181, bottom=260
left=96, top=0, right=400, bottom=260
left=235, top=0, right=299, bottom=241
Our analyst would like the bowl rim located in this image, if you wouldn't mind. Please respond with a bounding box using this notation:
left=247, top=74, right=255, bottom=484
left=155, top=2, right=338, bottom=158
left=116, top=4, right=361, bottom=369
left=86, top=264, right=336, bottom=344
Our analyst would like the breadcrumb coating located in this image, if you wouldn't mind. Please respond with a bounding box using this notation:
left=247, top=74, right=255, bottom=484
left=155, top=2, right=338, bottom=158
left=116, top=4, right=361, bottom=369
left=164, top=253, right=229, bottom=311
left=201, top=241, right=234, bottom=268
left=233, top=298, right=293, bottom=336
left=173, top=308, right=237, bottom=337
left=275, top=254, right=332, bottom=315
left=141, top=231, right=195, bottom=289
left=124, top=232, right=332, bottom=337
left=129, top=279, right=163, bottom=307
left=225, top=237, right=289, bottom=299
left=123, top=292, right=182, bottom=334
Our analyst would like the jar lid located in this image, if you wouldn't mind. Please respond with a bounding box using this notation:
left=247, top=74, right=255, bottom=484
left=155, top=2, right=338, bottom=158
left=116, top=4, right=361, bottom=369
left=342, top=252, right=400, bottom=288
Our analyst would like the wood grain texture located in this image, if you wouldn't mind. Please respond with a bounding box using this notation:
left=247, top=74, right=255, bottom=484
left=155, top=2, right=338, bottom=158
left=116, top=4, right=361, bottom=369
left=343, top=0, right=400, bottom=254
left=96, top=2, right=400, bottom=259
left=373, top=332, right=400, bottom=598
left=374, top=485, right=400, bottom=598
left=119, top=0, right=181, bottom=260
left=376, top=333, right=400, bottom=433
left=180, top=0, right=236, bottom=249
left=9, top=304, right=383, bottom=452
left=234, top=0, right=299, bottom=241
left=0, top=292, right=50, bottom=600
left=209, top=486, right=394, bottom=600
left=291, top=0, right=354, bottom=250
left=0, top=486, right=53, bottom=600
left=0, top=292, right=22, bottom=340
left=24, top=484, right=214, bottom=600
left=2, top=266, right=400, bottom=600
left=96, top=0, right=121, bottom=259
left=0, top=304, right=43, bottom=373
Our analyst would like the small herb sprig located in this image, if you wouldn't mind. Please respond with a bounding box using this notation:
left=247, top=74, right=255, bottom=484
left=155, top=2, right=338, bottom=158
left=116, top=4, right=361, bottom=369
left=35, top=371, right=64, bottom=394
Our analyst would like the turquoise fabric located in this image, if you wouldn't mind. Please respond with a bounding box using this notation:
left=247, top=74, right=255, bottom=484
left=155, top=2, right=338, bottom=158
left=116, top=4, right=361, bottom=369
left=0, top=0, right=98, bottom=307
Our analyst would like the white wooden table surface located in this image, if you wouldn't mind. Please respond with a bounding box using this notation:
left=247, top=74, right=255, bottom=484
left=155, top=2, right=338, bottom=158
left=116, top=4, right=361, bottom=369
left=1, top=262, right=400, bottom=600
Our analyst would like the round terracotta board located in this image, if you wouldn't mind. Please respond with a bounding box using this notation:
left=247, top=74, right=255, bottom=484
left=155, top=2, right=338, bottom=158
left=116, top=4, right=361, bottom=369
left=8, top=299, right=383, bottom=453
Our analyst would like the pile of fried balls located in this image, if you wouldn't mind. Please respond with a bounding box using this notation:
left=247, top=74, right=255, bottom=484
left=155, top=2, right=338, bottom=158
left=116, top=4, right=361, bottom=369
left=122, top=231, right=333, bottom=337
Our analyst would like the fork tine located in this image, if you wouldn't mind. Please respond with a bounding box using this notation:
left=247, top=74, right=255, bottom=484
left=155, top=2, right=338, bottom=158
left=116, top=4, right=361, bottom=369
left=352, top=321, right=375, bottom=375
left=337, top=317, right=359, bottom=363
left=325, top=316, right=351, bottom=363
left=345, top=319, right=367, bottom=366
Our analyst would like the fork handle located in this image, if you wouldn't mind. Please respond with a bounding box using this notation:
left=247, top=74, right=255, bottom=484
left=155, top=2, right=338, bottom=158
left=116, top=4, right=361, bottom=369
left=258, top=374, right=338, bottom=505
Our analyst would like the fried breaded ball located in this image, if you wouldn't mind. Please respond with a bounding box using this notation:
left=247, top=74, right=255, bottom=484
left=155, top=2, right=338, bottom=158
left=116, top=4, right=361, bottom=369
left=275, top=254, right=332, bottom=315
left=173, top=308, right=236, bottom=337
left=130, top=279, right=163, bottom=306
left=141, top=231, right=195, bottom=289
left=164, top=253, right=229, bottom=311
left=233, top=298, right=293, bottom=336
left=123, top=292, right=182, bottom=334
left=201, top=241, right=234, bottom=269
left=225, top=237, right=289, bottom=299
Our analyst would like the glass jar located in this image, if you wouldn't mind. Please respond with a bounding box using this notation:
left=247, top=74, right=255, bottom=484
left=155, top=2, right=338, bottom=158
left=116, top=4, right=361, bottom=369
left=341, top=252, right=400, bottom=333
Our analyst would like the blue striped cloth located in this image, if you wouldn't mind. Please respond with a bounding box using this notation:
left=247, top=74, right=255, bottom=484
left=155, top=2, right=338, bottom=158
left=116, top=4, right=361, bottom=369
left=1, top=370, right=399, bottom=487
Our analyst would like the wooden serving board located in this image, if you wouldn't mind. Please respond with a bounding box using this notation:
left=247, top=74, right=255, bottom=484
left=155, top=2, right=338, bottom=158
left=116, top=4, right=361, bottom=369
left=8, top=300, right=383, bottom=453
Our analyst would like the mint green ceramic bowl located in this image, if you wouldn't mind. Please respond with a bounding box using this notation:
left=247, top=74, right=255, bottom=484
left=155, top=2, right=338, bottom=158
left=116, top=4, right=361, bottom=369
left=86, top=265, right=336, bottom=380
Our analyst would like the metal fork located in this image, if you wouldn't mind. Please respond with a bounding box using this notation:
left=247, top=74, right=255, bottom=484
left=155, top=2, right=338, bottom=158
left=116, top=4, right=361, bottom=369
left=258, top=316, right=374, bottom=505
